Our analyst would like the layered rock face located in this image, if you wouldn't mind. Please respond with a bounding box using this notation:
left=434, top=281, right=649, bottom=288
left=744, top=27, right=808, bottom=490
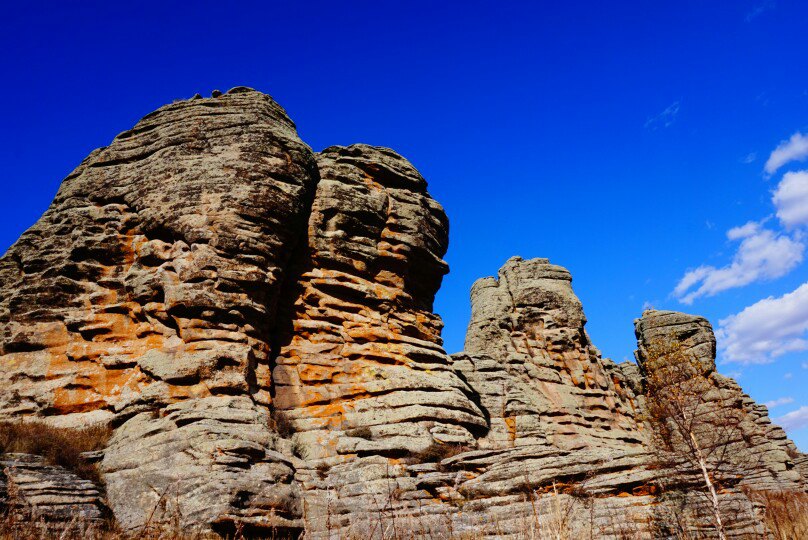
left=634, top=310, right=806, bottom=493
left=459, top=256, right=643, bottom=451
left=0, top=89, right=805, bottom=538
left=272, top=144, right=485, bottom=460
left=0, top=88, right=318, bottom=534
left=0, top=453, right=107, bottom=528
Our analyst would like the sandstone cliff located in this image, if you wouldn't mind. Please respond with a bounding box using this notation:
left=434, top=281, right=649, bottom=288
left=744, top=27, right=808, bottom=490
left=0, top=88, right=804, bottom=538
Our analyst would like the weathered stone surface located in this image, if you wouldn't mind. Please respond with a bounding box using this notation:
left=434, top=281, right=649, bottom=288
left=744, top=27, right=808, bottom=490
left=0, top=87, right=318, bottom=535
left=0, top=89, right=804, bottom=538
left=101, top=396, right=302, bottom=535
left=0, top=87, right=317, bottom=423
left=634, top=310, right=807, bottom=493
left=0, top=453, right=106, bottom=526
left=273, top=144, right=485, bottom=462
left=461, top=256, right=644, bottom=451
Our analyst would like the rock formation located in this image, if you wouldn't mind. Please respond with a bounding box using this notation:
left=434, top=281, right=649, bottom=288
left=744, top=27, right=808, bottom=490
left=0, top=88, right=804, bottom=538
left=0, top=453, right=107, bottom=528
left=0, top=87, right=317, bottom=535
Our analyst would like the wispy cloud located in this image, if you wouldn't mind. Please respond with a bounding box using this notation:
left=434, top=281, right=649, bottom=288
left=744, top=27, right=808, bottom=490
left=673, top=220, right=804, bottom=304
left=645, top=101, right=680, bottom=130
left=746, top=0, right=775, bottom=22
left=765, top=396, right=795, bottom=409
left=765, top=132, right=808, bottom=175
left=773, top=170, right=808, bottom=228
left=741, top=152, right=757, bottom=164
left=716, top=281, right=808, bottom=363
left=775, top=405, right=808, bottom=432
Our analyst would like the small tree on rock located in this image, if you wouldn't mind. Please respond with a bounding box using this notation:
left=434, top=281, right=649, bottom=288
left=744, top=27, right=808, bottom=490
left=641, top=338, right=750, bottom=540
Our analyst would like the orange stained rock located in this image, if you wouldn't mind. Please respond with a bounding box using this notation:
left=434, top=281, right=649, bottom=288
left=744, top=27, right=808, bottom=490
left=632, top=484, right=657, bottom=496
left=298, top=364, right=338, bottom=383
left=505, top=416, right=517, bottom=444
left=299, top=401, right=347, bottom=428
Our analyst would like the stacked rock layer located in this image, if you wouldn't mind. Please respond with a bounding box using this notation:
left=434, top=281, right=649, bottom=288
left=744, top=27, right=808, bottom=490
left=0, top=89, right=804, bottom=538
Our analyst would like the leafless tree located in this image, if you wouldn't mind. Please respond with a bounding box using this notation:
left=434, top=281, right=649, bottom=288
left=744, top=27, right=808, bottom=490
left=641, top=338, right=751, bottom=540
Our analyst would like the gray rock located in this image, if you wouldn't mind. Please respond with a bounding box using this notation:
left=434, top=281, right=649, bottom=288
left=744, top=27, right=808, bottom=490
left=0, top=89, right=803, bottom=539
left=0, top=453, right=107, bottom=529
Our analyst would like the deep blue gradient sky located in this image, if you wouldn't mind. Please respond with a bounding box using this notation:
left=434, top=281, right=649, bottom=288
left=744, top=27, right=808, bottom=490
left=2, top=1, right=808, bottom=447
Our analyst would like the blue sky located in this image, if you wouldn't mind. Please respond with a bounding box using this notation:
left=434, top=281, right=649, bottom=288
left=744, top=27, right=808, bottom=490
left=1, top=1, right=807, bottom=448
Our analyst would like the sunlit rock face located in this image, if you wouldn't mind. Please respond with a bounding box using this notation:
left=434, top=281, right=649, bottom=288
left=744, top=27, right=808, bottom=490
left=0, top=89, right=804, bottom=538
left=460, top=256, right=644, bottom=451
left=0, top=87, right=317, bottom=424
left=0, top=88, right=318, bottom=534
left=272, top=144, right=485, bottom=460
left=634, top=309, right=806, bottom=493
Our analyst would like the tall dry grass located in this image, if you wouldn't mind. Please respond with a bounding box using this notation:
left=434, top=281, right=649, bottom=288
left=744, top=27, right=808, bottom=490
left=0, top=420, right=110, bottom=483
left=746, top=489, right=808, bottom=540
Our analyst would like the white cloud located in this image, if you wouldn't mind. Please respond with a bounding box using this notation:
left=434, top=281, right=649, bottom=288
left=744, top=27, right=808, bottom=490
left=673, top=222, right=804, bottom=304
left=726, top=220, right=763, bottom=240
left=741, top=152, right=757, bottom=164
left=784, top=372, right=793, bottom=380
left=775, top=405, right=808, bottom=432
left=746, top=0, right=775, bottom=22
left=765, top=396, right=794, bottom=409
left=645, top=101, right=680, bottom=130
left=716, top=281, right=808, bottom=363
left=765, top=132, right=808, bottom=175
left=773, top=170, right=808, bottom=228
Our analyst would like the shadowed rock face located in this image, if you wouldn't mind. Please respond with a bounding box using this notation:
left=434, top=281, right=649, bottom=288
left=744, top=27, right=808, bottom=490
left=0, top=454, right=107, bottom=526
left=0, top=89, right=804, bottom=538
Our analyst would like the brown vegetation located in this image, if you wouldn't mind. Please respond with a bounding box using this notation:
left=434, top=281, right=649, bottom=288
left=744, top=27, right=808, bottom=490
left=2, top=488, right=808, bottom=539
left=269, top=409, right=296, bottom=438
left=0, top=420, right=110, bottom=483
left=746, top=489, right=808, bottom=540
left=411, top=442, right=472, bottom=466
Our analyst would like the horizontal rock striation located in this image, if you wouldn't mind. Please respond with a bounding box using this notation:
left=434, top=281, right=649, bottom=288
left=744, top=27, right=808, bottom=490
left=461, top=256, right=644, bottom=451
left=634, top=310, right=807, bottom=493
left=0, top=453, right=106, bottom=528
left=0, top=89, right=804, bottom=538
left=272, top=144, right=485, bottom=461
left=0, top=87, right=317, bottom=534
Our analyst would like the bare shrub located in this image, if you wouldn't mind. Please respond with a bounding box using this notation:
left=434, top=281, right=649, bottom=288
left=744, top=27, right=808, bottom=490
left=269, top=408, right=296, bottom=438
left=641, top=338, right=752, bottom=540
left=412, top=442, right=471, bottom=465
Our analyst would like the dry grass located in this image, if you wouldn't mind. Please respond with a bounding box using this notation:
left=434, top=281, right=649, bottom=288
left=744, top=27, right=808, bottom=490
left=2, top=493, right=808, bottom=540
left=0, top=420, right=110, bottom=484
left=411, top=442, right=472, bottom=465
left=269, top=409, right=296, bottom=439
left=1, top=421, right=806, bottom=540
left=746, top=489, right=808, bottom=540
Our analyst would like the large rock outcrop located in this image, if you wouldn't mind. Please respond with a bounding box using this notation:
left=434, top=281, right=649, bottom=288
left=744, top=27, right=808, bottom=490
left=634, top=310, right=806, bottom=493
left=0, top=88, right=318, bottom=535
left=272, top=144, right=485, bottom=459
left=0, top=453, right=107, bottom=530
left=0, top=88, right=804, bottom=538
